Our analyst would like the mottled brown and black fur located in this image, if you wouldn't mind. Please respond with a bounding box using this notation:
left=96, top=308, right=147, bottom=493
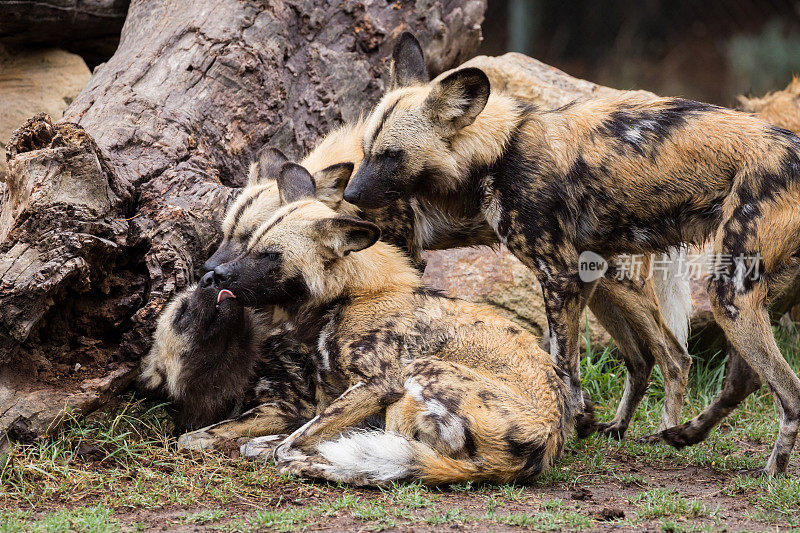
left=209, top=173, right=572, bottom=486
left=651, top=77, right=800, bottom=461
left=139, top=276, right=316, bottom=439
left=343, top=34, right=800, bottom=475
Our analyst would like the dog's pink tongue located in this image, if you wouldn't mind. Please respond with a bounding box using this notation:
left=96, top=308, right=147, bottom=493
left=217, top=289, right=236, bottom=304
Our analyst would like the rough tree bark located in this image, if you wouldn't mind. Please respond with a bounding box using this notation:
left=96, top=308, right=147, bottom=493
left=0, top=1, right=131, bottom=66
left=0, top=0, right=486, bottom=454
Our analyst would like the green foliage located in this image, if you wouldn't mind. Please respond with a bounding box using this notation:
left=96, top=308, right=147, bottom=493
left=727, top=19, right=800, bottom=97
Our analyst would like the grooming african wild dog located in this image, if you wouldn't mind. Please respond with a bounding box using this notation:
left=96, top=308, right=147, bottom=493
left=341, top=33, right=800, bottom=475
left=139, top=276, right=316, bottom=436
left=200, top=54, right=694, bottom=442
left=207, top=166, right=571, bottom=485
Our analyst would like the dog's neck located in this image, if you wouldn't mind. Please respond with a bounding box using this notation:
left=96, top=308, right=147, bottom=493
left=408, top=93, right=538, bottom=246
left=296, top=241, right=422, bottom=315
left=450, top=93, right=537, bottom=180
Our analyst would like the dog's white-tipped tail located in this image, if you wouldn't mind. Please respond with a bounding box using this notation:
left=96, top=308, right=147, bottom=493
left=653, top=247, right=693, bottom=348
left=316, top=430, right=482, bottom=486
left=316, top=431, right=416, bottom=484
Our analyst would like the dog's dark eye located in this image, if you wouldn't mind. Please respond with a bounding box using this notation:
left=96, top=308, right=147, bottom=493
left=384, top=148, right=402, bottom=159
left=264, top=251, right=281, bottom=261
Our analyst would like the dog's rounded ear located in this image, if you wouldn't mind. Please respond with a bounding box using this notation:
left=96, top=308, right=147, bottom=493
left=248, top=147, right=289, bottom=186
left=424, top=67, right=490, bottom=133
left=278, top=162, right=317, bottom=205
left=314, top=162, right=354, bottom=208
left=389, top=32, right=429, bottom=90
left=315, top=216, right=381, bottom=257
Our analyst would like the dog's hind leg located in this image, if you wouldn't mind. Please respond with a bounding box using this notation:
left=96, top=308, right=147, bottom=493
left=645, top=344, right=761, bottom=447
left=600, top=270, right=692, bottom=432
left=712, top=282, right=799, bottom=475
left=589, top=279, right=655, bottom=439
left=706, top=181, right=800, bottom=474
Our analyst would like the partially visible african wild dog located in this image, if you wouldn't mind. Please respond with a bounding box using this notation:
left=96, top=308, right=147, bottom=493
left=343, top=33, right=800, bottom=474
left=139, top=277, right=316, bottom=437
left=209, top=167, right=572, bottom=486
left=658, top=78, right=800, bottom=457
left=737, top=76, right=800, bottom=135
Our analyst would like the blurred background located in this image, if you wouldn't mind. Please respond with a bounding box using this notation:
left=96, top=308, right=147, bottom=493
left=1, top=0, right=800, bottom=178
left=479, top=0, right=800, bottom=105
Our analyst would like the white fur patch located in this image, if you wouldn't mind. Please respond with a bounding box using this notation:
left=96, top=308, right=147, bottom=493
left=317, top=328, right=331, bottom=371
left=253, top=378, right=275, bottom=396
left=484, top=194, right=503, bottom=236
left=404, top=377, right=425, bottom=402
left=549, top=325, right=561, bottom=363
left=536, top=259, right=552, bottom=279
left=316, top=431, right=415, bottom=483
left=732, top=256, right=747, bottom=294
left=652, top=247, right=692, bottom=349
left=404, top=378, right=465, bottom=451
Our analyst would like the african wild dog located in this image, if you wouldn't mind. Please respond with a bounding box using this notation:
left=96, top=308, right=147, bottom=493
left=737, top=76, right=800, bottom=136
left=208, top=166, right=572, bottom=485
left=339, top=34, right=694, bottom=439
left=139, top=277, right=316, bottom=438
left=343, top=33, right=800, bottom=475
left=197, top=75, right=692, bottom=441
left=203, top=128, right=362, bottom=272
left=651, top=79, right=800, bottom=459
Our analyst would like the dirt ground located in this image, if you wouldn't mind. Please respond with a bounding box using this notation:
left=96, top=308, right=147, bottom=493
left=30, top=437, right=793, bottom=532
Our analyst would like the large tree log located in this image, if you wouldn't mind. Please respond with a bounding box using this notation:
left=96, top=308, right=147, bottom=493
left=0, top=0, right=486, bottom=454
left=0, top=1, right=131, bottom=67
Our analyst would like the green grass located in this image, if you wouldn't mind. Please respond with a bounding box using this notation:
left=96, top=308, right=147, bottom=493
left=1, top=316, right=798, bottom=531
left=0, top=505, right=119, bottom=533
left=629, top=488, right=717, bottom=520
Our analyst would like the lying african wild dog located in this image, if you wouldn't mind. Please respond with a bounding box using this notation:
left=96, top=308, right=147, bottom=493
left=208, top=167, right=572, bottom=486
left=138, top=277, right=316, bottom=436
left=201, top=77, right=692, bottom=441
left=203, top=125, right=363, bottom=271
left=342, top=33, right=800, bottom=475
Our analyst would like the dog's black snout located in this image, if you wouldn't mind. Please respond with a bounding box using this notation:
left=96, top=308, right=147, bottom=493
left=342, top=187, right=361, bottom=205
left=212, top=265, right=231, bottom=286
left=200, top=270, right=215, bottom=289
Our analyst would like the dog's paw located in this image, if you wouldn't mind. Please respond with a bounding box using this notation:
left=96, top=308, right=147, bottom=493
left=574, top=392, right=598, bottom=439
left=240, top=434, right=286, bottom=461
left=178, top=430, right=222, bottom=451
left=277, top=454, right=331, bottom=481
left=639, top=424, right=703, bottom=449
left=596, top=421, right=628, bottom=441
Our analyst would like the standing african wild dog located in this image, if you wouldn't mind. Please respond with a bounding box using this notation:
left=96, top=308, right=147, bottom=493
left=200, top=72, right=693, bottom=442
left=343, top=33, right=800, bottom=475
left=208, top=168, right=572, bottom=486
left=139, top=276, right=316, bottom=437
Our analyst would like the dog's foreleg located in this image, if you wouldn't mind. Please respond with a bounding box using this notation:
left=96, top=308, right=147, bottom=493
left=541, top=273, right=597, bottom=437
left=274, top=379, right=402, bottom=463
